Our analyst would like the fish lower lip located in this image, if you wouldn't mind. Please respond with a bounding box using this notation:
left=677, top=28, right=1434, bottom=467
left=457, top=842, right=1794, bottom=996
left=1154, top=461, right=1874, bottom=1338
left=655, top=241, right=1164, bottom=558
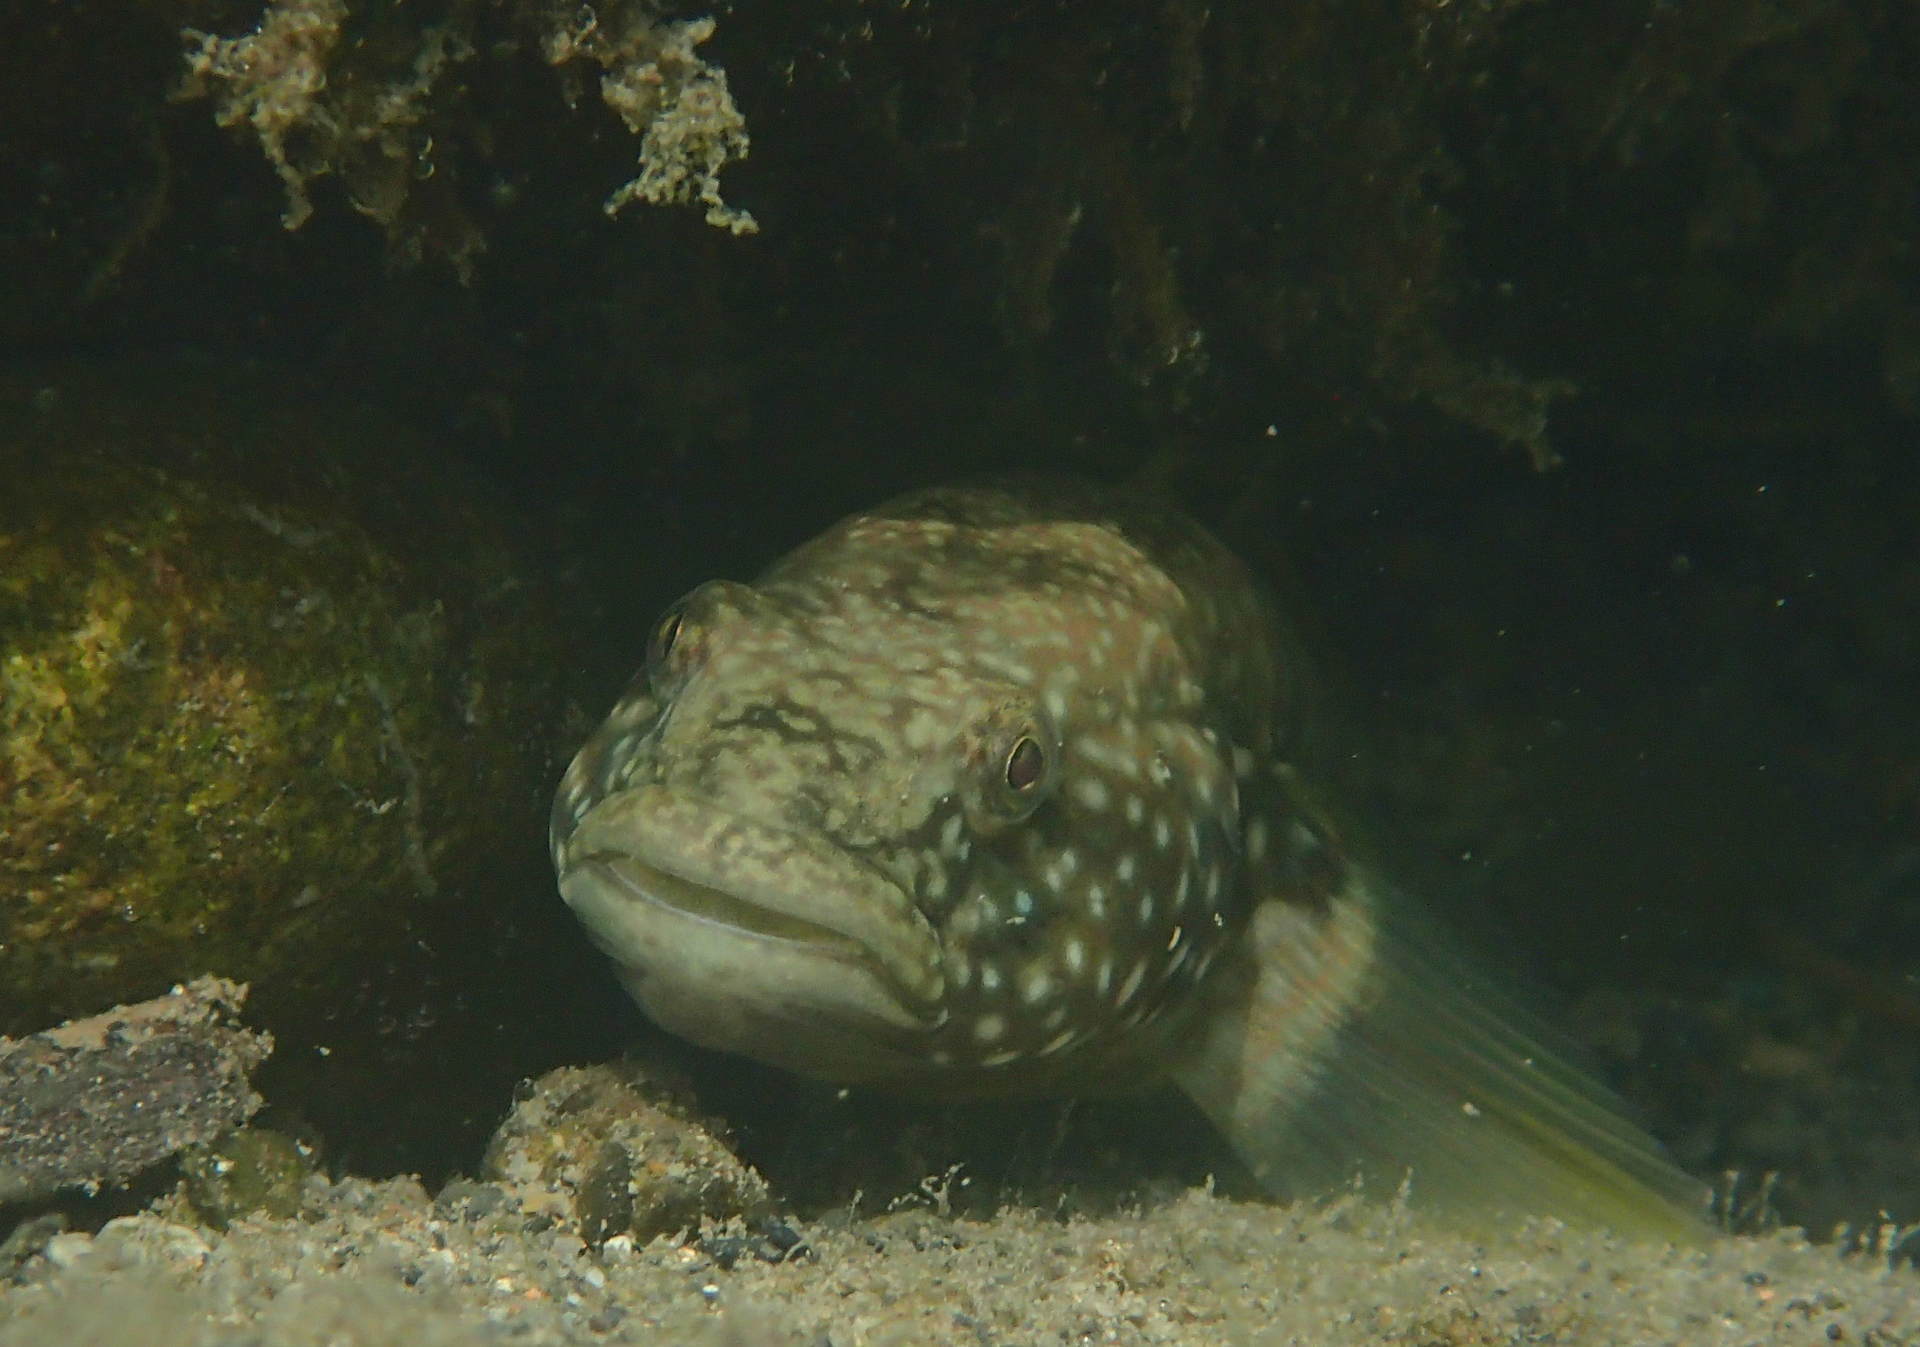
left=558, top=840, right=948, bottom=1066
left=577, top=849, right=867, bottom=957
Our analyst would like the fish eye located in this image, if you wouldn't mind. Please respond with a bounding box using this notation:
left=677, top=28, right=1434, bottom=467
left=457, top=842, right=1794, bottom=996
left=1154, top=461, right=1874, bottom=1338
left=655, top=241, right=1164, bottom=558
left=1004, top=736, right=1047, bottom=794
left=640, top=580, right=757, bottom=693
left=650, top=606, right=684, bottom=663
left=646, top=600, right=692, bottom=688
left=963, top=705, right=1058, bottom=832
left=989, top=719, right=1055, bottom=821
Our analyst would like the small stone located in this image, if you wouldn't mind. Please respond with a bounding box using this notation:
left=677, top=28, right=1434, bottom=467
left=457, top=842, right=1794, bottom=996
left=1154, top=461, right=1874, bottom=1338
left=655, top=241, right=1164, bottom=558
left=41, top=1232, right=94, bottom=1271
left=434, top=1177, right=512, bottom=1221
left=481, top=1060, right=771, bottom=1243
left=91, top=1216, right=212, bottom=1270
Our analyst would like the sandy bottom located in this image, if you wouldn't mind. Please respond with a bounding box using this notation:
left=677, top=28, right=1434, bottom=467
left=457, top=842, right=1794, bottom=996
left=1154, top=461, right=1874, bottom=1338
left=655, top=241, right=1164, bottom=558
left=4, top=1173, right=1916, bottom=1347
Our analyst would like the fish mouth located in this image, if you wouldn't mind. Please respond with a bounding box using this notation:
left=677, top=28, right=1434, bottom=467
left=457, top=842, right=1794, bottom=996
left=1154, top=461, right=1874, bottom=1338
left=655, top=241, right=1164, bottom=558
left=555, top=785, right=947, bottom=1081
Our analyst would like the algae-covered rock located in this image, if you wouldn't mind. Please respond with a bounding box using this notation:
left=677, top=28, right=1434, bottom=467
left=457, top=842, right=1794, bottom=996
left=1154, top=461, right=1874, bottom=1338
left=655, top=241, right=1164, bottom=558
left=0, top=357, right=570, bottom=1057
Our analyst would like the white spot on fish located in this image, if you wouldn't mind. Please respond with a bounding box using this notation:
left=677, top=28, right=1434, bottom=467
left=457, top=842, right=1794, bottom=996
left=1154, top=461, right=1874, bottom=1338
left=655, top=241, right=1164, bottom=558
left=1077, top=735, right=1140, bottom=778
left=1246, top=817, right=1268, bottom=864
left=1062, top=936, right=1087, bottom=974
left=1086, top=883, right=1107, bottom=919
left=904, top=706, right=941, bottom=750
left=977, top=654, right=1034, bottom=684
left=1072, top=777, right=1111, bottom=812
left=1040, top=1027, right=1079, bottom=1056
left=1116, top=853, right=1137, bottom=884
left=1022, top=971, right=1053, bottom=1005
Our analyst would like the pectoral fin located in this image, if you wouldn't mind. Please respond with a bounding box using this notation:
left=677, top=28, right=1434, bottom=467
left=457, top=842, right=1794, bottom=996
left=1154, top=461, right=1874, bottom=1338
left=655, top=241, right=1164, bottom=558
left=1173, top=873, right=1711, bottom=1241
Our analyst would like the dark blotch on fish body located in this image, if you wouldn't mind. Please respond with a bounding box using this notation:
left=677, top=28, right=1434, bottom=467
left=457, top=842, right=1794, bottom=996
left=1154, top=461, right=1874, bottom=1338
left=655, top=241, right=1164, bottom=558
left=551, top=482, right=1708, bottom=1238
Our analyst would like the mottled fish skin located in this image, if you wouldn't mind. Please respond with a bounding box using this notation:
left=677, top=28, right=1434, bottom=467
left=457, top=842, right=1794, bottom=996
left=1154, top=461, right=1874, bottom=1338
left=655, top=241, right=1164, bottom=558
left=552, top=483, right=1707, bottom=1234
left=552, top=484, right=1320, bottom=1085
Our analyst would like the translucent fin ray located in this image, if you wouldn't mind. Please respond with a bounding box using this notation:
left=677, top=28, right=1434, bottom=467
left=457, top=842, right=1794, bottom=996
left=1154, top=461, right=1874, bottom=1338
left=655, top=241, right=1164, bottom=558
left=1173, top=872, right=1710, bottom=1240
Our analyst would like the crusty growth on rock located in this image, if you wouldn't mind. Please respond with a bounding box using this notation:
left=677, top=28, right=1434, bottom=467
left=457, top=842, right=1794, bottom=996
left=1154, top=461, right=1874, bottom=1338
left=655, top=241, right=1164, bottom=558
left=545, top=12, right=757, bottom=235
left=180, top=0, right=352, bottom=231
left=0, top=977, right=272, bottom=1204
left=177, top=0, right=755, bottom=263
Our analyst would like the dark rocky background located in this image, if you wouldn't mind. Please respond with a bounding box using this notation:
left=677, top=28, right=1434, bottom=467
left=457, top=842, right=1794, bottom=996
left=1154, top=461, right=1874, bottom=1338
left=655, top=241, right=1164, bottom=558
left=3, top=0, right=1916, bottom=1242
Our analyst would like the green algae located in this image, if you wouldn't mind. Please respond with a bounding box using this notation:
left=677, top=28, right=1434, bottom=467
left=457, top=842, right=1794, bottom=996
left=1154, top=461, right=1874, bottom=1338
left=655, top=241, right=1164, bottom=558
left=177, top=1128, right=317, bottom=1229
left=0, top=361, right=569, bottom=1046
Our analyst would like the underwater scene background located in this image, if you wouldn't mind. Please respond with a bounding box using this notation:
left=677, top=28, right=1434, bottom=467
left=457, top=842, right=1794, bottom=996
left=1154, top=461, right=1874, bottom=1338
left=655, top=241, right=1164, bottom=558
left=3, top=0, right=1917, bottom=1274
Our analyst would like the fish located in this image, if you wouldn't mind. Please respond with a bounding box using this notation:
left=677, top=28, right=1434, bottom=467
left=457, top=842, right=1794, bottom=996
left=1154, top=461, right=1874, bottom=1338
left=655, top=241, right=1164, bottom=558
left=550, top=481, right=1708, bottom=1236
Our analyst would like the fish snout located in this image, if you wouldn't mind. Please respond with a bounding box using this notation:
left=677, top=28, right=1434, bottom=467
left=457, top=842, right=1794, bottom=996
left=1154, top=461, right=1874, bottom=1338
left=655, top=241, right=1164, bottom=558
left=555, top=784, right=950, bottom=1082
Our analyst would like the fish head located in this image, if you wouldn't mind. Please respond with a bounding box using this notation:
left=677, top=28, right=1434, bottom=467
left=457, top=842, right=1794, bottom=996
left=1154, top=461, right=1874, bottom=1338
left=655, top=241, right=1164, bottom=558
left=550, top=500, right=1262, bottom=1091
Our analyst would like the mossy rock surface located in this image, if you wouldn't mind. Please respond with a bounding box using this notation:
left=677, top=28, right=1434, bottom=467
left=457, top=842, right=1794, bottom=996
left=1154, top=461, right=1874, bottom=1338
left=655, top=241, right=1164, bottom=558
left=0, top=359, right=570, bottom=1045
